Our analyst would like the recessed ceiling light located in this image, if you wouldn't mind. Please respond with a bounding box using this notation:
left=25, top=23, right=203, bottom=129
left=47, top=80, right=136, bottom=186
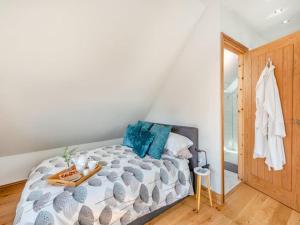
left=273, top=8, right=284, bottom=15
left=267, top=8, right=287, bottom=19
left=282, top=19, right=290, bottom=24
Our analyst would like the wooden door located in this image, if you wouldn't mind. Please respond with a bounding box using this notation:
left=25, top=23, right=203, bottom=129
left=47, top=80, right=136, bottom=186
left=243, top=31, right=300, bottom=211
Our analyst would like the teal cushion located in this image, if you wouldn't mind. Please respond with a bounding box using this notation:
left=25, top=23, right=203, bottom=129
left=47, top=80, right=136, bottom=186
left=147, top=124, right=172, bottom=159
left=137, top=121, right=153, bottom=130
left=132, top=129, right=155, bottom=158
left=123, top=122, right=142, bottom=148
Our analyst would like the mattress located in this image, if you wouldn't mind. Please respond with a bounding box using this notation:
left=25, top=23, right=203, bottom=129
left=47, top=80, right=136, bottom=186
left=14, top=145, right=193, bottom=225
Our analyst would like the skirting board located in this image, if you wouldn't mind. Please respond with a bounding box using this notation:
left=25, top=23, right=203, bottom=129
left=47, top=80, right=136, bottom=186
left=0, top=179, right=26, bottom=190
left=0, top=138, right=122, bottom=186
left=225, top=182, right=242, bottom=199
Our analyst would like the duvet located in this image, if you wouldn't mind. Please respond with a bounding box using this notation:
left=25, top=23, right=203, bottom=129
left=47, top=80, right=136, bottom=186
left=14, top=145, right=193, bottom=225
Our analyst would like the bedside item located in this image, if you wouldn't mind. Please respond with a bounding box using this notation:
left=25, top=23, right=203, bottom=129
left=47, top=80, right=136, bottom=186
left=48, top=164, right=102, bottom=187
left=195, top=149, right=210, bottom=169
left=193, top=167, right=213, bottom=212
left=164, top=132, right=193, bottom=156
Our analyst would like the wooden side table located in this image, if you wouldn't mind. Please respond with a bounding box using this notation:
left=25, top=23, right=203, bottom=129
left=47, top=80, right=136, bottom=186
left=194, top=167, right=213, bottom=212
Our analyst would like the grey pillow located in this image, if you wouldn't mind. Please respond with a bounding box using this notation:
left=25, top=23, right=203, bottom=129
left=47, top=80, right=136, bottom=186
left=164, top=148, right=192, bottom=159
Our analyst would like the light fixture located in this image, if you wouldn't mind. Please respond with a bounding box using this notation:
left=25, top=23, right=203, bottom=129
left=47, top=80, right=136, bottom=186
left=282, top=19, right=290, bottom=24
left=267, top=8, right=287, bottom=19
left=273, top=8, right=284, bottom=15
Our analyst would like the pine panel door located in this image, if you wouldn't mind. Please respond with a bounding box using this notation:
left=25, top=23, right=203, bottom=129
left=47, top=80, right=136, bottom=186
left=243, top=32, right=300, bottom=211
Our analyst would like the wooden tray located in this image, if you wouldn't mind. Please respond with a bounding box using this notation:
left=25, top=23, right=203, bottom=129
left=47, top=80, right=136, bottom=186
left=47, top=164, right=102, bottom=187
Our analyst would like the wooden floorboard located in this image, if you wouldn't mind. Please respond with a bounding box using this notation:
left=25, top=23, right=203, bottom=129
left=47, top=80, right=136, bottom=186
left=0, top=182, right=25, bottom=225
left=145, top=183, right=300, bottom=225
left=0, top=182, right=300, bottom=225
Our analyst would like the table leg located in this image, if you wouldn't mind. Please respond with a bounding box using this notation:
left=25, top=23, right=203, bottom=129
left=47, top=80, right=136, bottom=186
left=195, top=176, right=198, bottom=200
left=197, top=175, right=201, bottom=213
left=206, top=175, right=213, bottom=207
left=195, top=177, right=197, bottom=200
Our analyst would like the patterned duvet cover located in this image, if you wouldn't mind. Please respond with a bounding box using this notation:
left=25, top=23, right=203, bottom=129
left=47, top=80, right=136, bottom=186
left=14, top=145, right=193, bottom=225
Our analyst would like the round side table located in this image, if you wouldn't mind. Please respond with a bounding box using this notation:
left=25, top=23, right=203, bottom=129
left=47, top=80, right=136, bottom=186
left=194, top=167, right=213, bottom=212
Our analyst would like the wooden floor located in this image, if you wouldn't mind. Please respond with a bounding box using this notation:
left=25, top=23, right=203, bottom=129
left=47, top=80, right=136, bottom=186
left=1, top=182, right=300, bottom=225
left=0, top=182, right=25, bottom=225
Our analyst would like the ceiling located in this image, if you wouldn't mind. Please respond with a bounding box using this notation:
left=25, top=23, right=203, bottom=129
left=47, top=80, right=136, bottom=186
left=222, top=0, right=300, bottom=45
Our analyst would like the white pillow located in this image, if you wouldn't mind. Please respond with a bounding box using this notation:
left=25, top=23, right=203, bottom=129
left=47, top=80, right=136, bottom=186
left=164, top=132, right=193, bottom=156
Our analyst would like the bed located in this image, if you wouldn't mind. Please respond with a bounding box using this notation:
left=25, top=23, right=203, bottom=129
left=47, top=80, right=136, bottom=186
left=14, top=124, right=198, bottom=225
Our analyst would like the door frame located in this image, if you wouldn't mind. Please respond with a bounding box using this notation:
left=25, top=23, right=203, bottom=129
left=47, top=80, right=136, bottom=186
left=220, top=33, right=248, bottom=202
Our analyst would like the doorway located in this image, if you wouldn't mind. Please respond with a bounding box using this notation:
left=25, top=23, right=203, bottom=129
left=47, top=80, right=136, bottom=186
left=223, top=48, right=240, bottom=194
left=221, top=32, right=300, bottom=211
left=221, top=33, right=248, bottom=201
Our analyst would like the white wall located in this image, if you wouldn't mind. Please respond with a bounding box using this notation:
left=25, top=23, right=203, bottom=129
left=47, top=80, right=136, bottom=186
left=0, top=138, right=122, bottom=185
left=221, top=5, right=266, bottom=49
left=0, top=0, right=205, bottom=157
left=146, top=0, right=222, bottom=194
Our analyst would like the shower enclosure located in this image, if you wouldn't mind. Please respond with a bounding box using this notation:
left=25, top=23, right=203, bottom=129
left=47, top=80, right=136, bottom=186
left=223, top=48, right=240, bottom=194
left=224, top=87, right=238, bottom=165
left=224, top=49, right=238, bottom=168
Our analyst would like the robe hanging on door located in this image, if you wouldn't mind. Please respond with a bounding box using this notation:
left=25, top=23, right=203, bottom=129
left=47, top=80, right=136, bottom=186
left=253, top=62, right=286, bottom=171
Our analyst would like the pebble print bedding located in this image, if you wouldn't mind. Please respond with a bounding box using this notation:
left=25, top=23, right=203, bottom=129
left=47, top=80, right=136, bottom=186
left=14, top=145, right=193, bottom=225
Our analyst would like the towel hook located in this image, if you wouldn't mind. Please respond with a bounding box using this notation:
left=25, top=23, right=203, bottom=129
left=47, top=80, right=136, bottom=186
left=267, top=57, right=272, bottom=68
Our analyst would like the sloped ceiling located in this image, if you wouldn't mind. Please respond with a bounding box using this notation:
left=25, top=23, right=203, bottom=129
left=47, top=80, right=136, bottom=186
left=0, top=0, right=205, bottom=156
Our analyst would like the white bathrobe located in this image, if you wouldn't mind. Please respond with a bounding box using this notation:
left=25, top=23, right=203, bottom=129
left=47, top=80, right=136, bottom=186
left=253, top=63, right=286, bottom=171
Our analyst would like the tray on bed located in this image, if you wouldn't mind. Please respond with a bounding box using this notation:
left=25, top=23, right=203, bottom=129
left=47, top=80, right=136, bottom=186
left=47, top=164, right=102, bottom=187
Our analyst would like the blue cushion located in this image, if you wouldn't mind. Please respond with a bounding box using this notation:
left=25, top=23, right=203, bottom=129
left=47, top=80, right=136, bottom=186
left=132, top=129, right=155, bottom=158
left=138, top=120, right=153, bottom=130
left=123, top=122, right=142, bottom=148
left=147, top=124, right=172, bottom=159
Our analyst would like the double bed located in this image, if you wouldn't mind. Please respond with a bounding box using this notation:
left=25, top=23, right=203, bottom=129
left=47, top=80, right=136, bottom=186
left=14, top=124, right=198, bottom=225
